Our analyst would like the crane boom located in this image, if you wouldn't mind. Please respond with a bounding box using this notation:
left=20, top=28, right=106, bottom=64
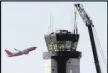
left=74, top=4, right=102, bottom=73
left=74, top=4, right=93, bottom=27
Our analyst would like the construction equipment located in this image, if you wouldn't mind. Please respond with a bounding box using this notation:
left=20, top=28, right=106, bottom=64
left=74, top=4, right=103, bottom=73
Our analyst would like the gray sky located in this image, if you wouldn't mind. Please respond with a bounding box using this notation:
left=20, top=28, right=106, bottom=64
left=1, top=2, right=107, bottom=73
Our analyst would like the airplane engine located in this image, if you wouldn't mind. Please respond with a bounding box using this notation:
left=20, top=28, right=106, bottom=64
left=24, top=52, right=29, bottom=54
left=23, top=50, right=29, bottom=54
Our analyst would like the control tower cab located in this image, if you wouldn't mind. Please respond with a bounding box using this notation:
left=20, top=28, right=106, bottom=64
left=43, top=30, right=82, bottom=73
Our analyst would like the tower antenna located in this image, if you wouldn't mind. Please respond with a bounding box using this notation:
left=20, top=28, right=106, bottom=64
left=50, top=12, right=54, bottom=33
left=50, top=12, right=51, bottom=33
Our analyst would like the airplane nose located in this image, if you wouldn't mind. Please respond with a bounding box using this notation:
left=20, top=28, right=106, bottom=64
left=33, top=47, right=37, bottom=49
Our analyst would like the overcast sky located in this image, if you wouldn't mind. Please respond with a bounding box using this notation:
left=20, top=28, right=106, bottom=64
left=1, top=2, right=107, bottom=73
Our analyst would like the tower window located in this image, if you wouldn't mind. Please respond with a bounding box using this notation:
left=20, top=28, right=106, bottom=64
left=69, top=61, right=71, bottom=63
left=52, top=69, right=54, bottom=71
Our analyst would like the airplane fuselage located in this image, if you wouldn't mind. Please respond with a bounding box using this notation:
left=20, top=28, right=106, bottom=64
left=5, top=47, right=37, bottom=57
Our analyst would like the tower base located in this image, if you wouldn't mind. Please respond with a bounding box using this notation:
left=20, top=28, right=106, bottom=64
left=43, top=51, right=81, bottom=73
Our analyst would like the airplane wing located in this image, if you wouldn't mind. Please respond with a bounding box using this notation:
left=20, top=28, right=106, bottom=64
left=14, top=48, right=22, bottom=52
left=14, top=52, right=23, bottom=56
left=14, top=48, right=18, bottom=51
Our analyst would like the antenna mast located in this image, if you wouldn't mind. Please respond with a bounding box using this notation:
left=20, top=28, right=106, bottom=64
left=50, top=12, right=53, bottom=33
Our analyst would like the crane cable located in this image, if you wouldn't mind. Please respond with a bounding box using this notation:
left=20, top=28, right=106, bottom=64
left=93, top=27, right=107, bottom=67
left=92, top=27, right=107, bottom=73
left=93, top=27, right=107, bottom=73
left=73, top=7, right=79, bottom=43
left=74, top=7, right=78, bottom=35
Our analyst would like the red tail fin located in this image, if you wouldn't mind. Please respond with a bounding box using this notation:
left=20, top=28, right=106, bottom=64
left=5, top=49, right=13, bottom=57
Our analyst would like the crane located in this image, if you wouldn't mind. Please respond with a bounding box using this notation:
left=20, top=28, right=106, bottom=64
left=74, top=4, right=102, bottom=73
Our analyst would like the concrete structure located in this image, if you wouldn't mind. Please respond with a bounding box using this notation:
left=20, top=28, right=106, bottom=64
left=43, top=30, right=82, bottom=73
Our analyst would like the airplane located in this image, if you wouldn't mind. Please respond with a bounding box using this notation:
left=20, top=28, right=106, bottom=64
left=5, top=47, right=37, bottom=57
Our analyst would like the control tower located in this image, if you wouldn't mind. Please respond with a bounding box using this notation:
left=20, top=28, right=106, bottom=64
left=43, top=30, right=82, bottom=73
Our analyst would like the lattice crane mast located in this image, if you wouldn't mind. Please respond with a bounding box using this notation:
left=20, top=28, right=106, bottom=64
left=74, top=4, right=102, bottom=73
